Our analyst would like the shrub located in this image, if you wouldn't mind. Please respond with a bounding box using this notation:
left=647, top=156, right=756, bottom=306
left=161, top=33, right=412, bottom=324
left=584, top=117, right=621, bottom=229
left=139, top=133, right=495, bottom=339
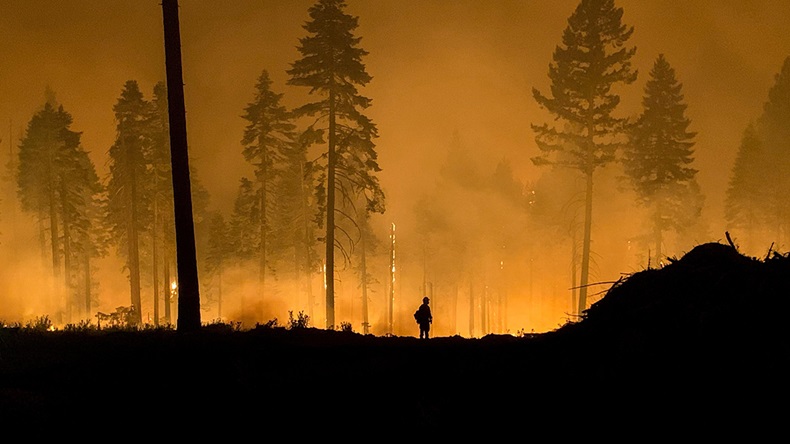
left=96, top=306, right=137, bottom=330
left=255, top=318, right=279, bottom=329
left=63, top=320, right=97, bottom=332
left=287, top=311, right=310, bottom=329
left=25, top=315, right=53, bottom=331
left=203, top=319, right=242, bottom=332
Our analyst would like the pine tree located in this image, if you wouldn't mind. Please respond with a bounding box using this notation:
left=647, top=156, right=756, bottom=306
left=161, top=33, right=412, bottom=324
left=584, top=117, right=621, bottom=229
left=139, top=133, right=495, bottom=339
left=623, top=54, right=700, bottom=264
left=17, top=101, right=67, bottom=282
left=268, top=127, right=322, bottom=317
left=106, top=80, right=152, bottom=325
left=147, top=81, right=176, bottom=326
left=724, top=123, right=765, bottom=251
left=78, top=178, right=109, bottom=321
left=240, top=69, right=298, bottom=298
left=17, top=95, right=104, bottom=323
left=203, top=210, right=231, bottom=320
left=58, top=127, right=105, bottom=321
left=725, top=57, right=790, bottom=250
left=287, top=0, right=384, bottom=329
left=229, top=177, right=260, bottom=263
left=756, top=56, right=790, bottom=245
left=531, top=0, right=637, bottom=315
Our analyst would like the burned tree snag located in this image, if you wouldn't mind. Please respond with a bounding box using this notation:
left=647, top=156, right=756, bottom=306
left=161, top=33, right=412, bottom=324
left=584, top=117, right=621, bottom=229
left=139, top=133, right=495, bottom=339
left=162, top=0, right=201, bottom=332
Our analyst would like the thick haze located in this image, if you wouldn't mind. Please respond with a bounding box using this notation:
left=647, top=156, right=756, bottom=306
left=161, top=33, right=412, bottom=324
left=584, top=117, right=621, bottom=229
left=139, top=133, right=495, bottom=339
left=1, top=1, right=789, bottom=333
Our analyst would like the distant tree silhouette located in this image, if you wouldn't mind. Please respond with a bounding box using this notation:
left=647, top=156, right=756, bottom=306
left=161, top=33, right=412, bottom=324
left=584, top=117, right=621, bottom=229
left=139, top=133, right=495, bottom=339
left=18, top=100, right=69, bottom=283
left=755, top=57, right=790, bottom=245
left=240, top=69, right=298, bottom=297
left=17, top=94, right=104, bottom=322
left=287, top=0, right=383, bottom=329
left=624, top=54, right=701, bottom=264
left=203, top=210, right=231, bottom=319
left=106, top=80, right=152, bottom=325
left=412, top=132, right=528, bottom=336
left=352, top=194, right=380, bottom=335
left=725, top=123, right=767, bottom=251
left=725, top=56, right=790, bottom=250
left=147, top=81, right=176, bottom=326
left=531, top=0, right=637, bottom=315
left=229, top=177, right=259, bottom=263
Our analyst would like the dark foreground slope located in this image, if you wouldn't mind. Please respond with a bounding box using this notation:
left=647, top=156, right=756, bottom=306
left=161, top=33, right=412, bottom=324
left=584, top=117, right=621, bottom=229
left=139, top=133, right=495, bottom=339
left=0, top=242, right=788, bottom=433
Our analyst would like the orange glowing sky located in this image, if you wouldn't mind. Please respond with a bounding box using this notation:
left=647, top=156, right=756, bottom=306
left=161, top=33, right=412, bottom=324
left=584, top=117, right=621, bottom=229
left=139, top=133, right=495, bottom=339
left=1, top=1, right=789, bottom=333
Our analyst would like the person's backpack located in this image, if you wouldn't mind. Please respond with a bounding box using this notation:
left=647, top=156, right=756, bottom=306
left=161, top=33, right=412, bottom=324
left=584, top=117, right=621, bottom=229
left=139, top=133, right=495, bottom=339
left=414, top=306, right=429, bottom=323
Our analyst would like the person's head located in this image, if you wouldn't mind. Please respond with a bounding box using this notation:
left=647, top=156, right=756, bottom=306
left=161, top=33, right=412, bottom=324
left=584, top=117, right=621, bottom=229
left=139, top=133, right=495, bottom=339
left=423, top=296, right=429, bottom=304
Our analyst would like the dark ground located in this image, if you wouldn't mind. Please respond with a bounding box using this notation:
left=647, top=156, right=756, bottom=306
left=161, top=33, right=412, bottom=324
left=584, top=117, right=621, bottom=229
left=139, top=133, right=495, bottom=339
left=1, top=242, right=788, bottom=435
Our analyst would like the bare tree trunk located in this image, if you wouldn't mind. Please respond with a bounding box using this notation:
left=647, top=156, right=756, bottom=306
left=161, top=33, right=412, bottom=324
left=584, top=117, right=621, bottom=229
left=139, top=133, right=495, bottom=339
left=122, top=127, right=143, bottom=326
left=257, top=137, right=268, bottom=299
left=481, top=281, right=488, bottom=335
left=83, top=254, right=91, bottom=318
left=163, top=258, right=172, bottom=324
left=48, top=184, right=60, bottom=280
left=578, top=170, right=593, bottom=316
left=570, top=227, right=578, bottom=317
left=128, top=180, right=142, bottom=325
left=325, top=86, right=336, bottom=329
left=360, top=222, right=369, bottom=335
left=654, top=205, right=663, bottom=265
left=38, top=210, right=47, bottom=270
left=153, top=194, right=160, bottom=326
left=387, top=223, right=395, bottom=335
left=452, top=285, right=458, bottom=335
left=217, top=269, right=223, bottom=319
left=468, top=281, right=474, bottom=337
left=60, top=181, right=72, bottom=323
left=300, top=160, right=315, bottom=320
left=162, top=0, right=201, bottom=332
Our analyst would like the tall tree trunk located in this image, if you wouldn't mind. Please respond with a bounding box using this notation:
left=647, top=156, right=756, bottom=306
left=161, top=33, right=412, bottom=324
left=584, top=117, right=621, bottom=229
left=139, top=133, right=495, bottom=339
left=468, top=281, right=474, bottom=337
left=163, top=258, right=172, bottom=324
left=422, top=243, right=427, bottom=297
left=38, top=210, right=47, bottom=269
left=153, top=196, right=160, bottom=327
left=258, top=138, right=268, bottom=298
left=217, top=268, right=223, bottom=319
left=387, top=223, right=395, bottom=335
left=300, top=160, right=314, bottom=320
left=128, top=174, right=142, bottom=325
left=48, top=182, right=60, bottom=279
left=578, top=169, right=593, bottom=316
left=325, top=85, right=336, bottom=329
left=571, top=227, right=578, bottom=317
left=162, top=0, right=201, bottom=332
left=259, top=181, right=266, bottom=297
left=499, top=264, right=506, bottom=334
left=83, top=253, right=91, bottom=319
left=481, top=282, right=488, bottom=335
left=654, top=206, right=663, bottom=266
left=360, top=223, right=369, bottom=335
left=452, top=285, right=458, bottom=335
left=60, top=181, right=72, bottom=322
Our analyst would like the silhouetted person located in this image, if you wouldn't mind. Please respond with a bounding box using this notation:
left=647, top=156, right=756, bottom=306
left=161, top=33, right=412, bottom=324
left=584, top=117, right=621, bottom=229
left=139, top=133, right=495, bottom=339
left=414, top=296, right=432, bottom=339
